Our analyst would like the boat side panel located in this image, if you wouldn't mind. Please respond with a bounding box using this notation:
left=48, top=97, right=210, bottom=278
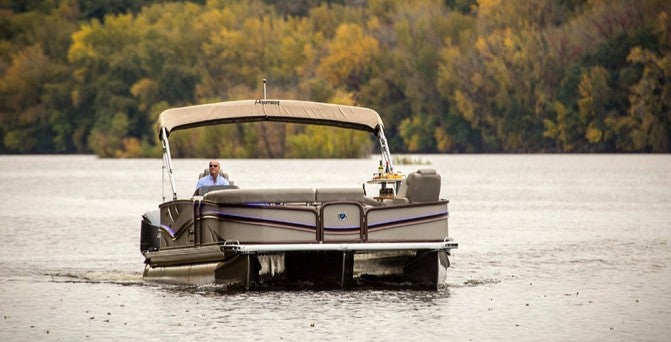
left=367, top=218, right=447, bottom=242
left=366, top=202, right=448, bottom=242
left=201, top=205, right=319, bottom=244
left=321, top=202, right=364, bottom=242
left=158, top=200, right=198, bottom=248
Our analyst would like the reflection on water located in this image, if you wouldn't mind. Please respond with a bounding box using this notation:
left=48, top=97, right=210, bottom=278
left=1, top=155, right=670, bottom=340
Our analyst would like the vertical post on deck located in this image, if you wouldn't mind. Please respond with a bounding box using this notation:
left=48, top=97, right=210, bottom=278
left=263, top=79, right=267, bottom=100
left=246, top=254, right=251, bottom=291
left=341, top=252, right=346, bottom=288
left=377, top=126, right=394, bottom=172
left=160, top=127, right=177, bottom=201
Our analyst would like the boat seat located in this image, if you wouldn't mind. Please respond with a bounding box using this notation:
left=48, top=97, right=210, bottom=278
left=315, top=188, right=364, bottom=203
left=393, top=168, right=441, bottom=204
left=198, top=169, right=232, bottom=184
left=203, top=188, right=316, bottom=204
left=362, top=196, right=384, bottom=206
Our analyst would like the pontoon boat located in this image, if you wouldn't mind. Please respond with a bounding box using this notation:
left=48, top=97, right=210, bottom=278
left=140, top=97, right=458, bottom=290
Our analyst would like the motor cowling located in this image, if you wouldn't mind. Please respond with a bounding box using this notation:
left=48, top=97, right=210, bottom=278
left=140, top=210, right=160, bottom=253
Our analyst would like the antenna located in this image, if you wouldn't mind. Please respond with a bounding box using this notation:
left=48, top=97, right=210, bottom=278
left=255, top=79, right=279, bottom=105
left=263, top=78, right=267, bottom=100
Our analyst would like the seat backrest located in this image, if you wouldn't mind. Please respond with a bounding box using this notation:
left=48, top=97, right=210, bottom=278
left=396, top=168, right=441, bottom=203
left=198, top=169, right=229, bottom=181
left=315, top=187, right=364, bottom=203
left=204, top=188, right=315, bottom=204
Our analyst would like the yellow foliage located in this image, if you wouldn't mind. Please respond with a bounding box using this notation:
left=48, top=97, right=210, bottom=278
left=317, top=23, right=380, bottom=85
left=470, top=72, right=483, bottom=88
left=506, top=132, right=522, bottom=150
left=1, top=45, right=48, bottom=112
left=68, top=22, right=100, bottom=63
left=585, top=124, right=603, bottom=143
left=286, top=125, right=371, bottom=158
left=454, top=90, right=477, bottom=127
left=130, top=78, right=159, bottom=111
left=477, top=0, right=503, bottom=13
left=328, top=89, right=355, bottom=105
left=367, top=16, right=381, bottom=31
left=474, top=36, right=487, bottom=53
left=406, top=134, right=421, bottom=152
left=503, top=28, right=515, bottom=49
left=116, top=138, right=144, bottom=158
left=434, top=127, right=454, bottom=152
left=5, top=0, right=670, bottom=156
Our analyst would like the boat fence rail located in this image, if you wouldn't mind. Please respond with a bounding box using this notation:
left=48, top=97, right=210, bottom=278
left=220, top=240, right=458, bottom=253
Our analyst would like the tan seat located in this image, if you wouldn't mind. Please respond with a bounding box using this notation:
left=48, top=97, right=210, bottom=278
left=393, top=169, right=441, bottom=203
left=194, top=169, right=235, bottom=196
left=315, top=188, right=364, bottom=203
left=198, top=169, right=231, bottom=182
left=204, top=188, right=315, bottom=204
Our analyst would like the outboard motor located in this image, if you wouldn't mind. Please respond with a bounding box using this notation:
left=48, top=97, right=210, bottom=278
left=140, top=210, right=160, bottom=252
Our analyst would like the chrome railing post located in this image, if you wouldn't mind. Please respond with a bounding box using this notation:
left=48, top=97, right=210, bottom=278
left=377, top=126, right=394, bottom=172
left=160, top=127, right=178, bottom=201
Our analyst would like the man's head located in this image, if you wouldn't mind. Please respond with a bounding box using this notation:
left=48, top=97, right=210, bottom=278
left=208, top=160, right=220, bottom=177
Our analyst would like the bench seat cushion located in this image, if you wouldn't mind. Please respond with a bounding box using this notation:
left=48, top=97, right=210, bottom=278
left=204, top=188, right=315, bottom=204
left=315, top=188, right=364, bottom=202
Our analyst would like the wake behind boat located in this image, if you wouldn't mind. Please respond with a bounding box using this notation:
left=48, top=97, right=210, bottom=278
left=140, top=95, right=458, bottom=290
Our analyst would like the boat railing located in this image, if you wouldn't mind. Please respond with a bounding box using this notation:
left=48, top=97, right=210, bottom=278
left=160, top=190, right=449, bottom=248
left=220, top=240, right=458, bottom=253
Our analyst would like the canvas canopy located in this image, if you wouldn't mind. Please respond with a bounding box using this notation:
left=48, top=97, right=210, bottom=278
left=158, top=99, right=385, bottom=137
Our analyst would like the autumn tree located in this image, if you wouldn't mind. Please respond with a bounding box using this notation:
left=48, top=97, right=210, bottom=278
left=2, top=0, right=671, bottom=156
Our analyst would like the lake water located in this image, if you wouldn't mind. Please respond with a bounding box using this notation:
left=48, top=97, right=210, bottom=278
left=0, top=154, right=669, bottom=341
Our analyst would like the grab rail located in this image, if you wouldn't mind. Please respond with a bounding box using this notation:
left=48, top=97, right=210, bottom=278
left=220, top=240, right=458, bottom=253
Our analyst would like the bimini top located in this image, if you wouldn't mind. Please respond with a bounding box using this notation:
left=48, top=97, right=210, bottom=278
left=158, top=99, right=384, bottom=137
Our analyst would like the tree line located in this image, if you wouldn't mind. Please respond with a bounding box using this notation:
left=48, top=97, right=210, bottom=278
left=0, top=0, right=669, bottom=157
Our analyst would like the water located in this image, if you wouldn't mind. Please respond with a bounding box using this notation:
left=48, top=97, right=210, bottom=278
left=1, top=154, right=669, bottom=341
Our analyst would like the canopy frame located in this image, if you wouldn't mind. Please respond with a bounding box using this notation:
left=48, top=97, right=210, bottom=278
left=158, top=99, right=395, bottom=201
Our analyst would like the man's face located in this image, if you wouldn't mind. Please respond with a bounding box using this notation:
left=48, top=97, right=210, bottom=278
left=209, top=162, right=220, bottom=176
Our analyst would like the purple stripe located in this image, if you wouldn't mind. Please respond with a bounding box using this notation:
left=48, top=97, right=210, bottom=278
left=367, top=210, right=448, bottom=228
left=202, top=210, right=317, bottom=229
left=160, top=224, right=176, bottom=237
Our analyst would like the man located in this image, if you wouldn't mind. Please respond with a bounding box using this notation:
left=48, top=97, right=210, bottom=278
left=196, top=160, right=230, bottom=190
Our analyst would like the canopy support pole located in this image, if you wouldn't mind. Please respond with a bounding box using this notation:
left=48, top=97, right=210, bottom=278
left=161, top=127, right=178, bottom=201
left=377, top=126, right=394, bottom=172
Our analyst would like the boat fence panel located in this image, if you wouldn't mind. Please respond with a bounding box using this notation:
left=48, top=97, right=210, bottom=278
left=202, top=204, right=320, bottom=243
left=320, top=202, right=365, bottom=242
left=365, top=202, right=449, bottom=242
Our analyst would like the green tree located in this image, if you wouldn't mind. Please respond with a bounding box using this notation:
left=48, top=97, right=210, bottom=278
left=625, top=45, right=671, bottom=151
left=3, top=0, right=671, bottom=156
left=543, top=101, right=583, bottom=152
left=577, top=66, right=614, bottom=148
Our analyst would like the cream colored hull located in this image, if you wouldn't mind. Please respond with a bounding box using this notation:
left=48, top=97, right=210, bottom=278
left=142, top=199, right=455, bottom=289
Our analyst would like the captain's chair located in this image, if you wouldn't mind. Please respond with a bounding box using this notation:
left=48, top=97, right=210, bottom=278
left=393, top=168, right=441, bottom=204
left=194, top=169, right=237, bottom=196
left=198, top=169, right=231, bottom=183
